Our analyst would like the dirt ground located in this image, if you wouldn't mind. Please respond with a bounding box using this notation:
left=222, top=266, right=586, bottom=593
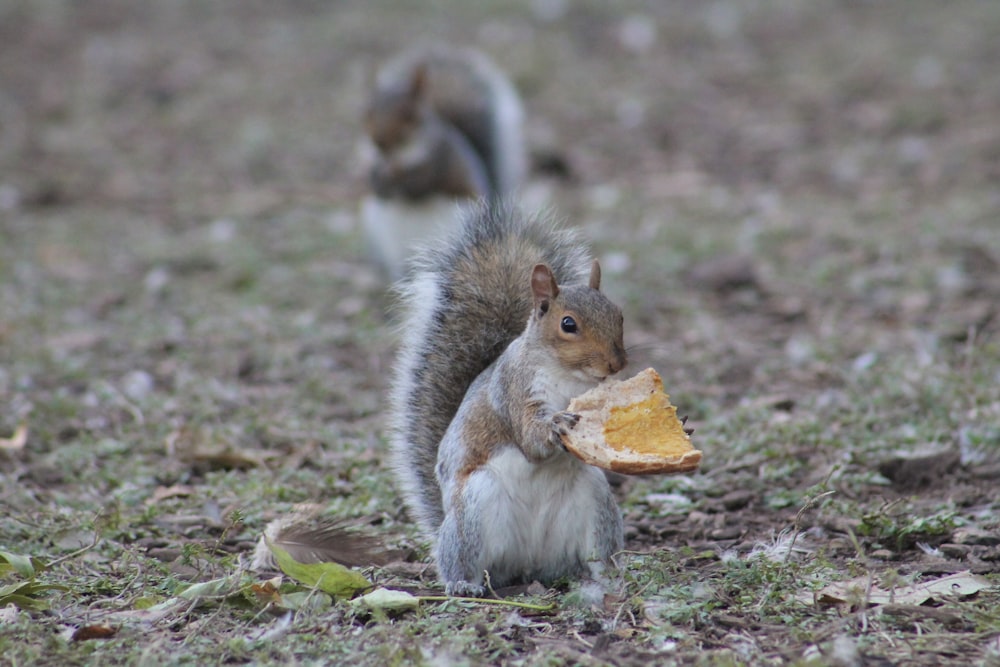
left=2, top=1, right=1000, bottom=665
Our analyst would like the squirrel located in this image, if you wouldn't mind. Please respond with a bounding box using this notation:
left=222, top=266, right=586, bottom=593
left=389, top=202, right=628, bottom=596
left=360, top=46, right=526, bottom=279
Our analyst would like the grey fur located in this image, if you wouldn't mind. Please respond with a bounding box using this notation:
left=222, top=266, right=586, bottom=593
left=389, top=202, right=589, bottom=534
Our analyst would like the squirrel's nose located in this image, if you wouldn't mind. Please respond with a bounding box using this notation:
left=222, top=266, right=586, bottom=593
left=608, top=345, right=627, bottom=374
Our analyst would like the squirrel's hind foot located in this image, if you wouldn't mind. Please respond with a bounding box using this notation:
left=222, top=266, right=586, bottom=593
left=444, top=580, right=486, bottom=598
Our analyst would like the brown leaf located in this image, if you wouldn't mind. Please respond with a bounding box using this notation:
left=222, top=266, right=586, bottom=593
left=72, top=625, right=117, bottom=641
left=165, top=425, right=272, bottom=470
left=685, top=253, right=759, bottom=293
left=190, top=449, right=269, bottom=470
left=800, top=570, right=990, bottom=607
left=880, top=604, right=970, bottom=629
left=250, top=577, right=284, bottom=606
left=146, top=484, right=196, bottom=505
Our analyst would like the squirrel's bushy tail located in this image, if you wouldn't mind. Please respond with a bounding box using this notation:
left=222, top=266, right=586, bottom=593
left=433, top=46, right=525, bottom=198
left=480, top=59, right=525, bottom=198
left=389, top=202, right=591, bottom=533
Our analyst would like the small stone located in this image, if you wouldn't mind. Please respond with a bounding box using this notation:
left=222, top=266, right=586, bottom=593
left=877, top=449, right=961, bottom=489
left=656, top=525, right=681, bottom=539
left=685, top=253, right=758, bottom=293
left=618, top=14, right=657, bottom=54
left=952, top=528, right=1000, bottom=546
left=870, top=549, right=895, bottom=560
left=938, top=543, right=972, bottom=559
left=830, top=635, right=862, bottom=667
left=121, top=370, right=155, bottom=402
left=208, top=217, right=237, bottom=243
left=686, top=510, right=711, bottom=526
left=852, top=351, right=878, bottom=373
left=975, top=548, right=1000, bottom=563
left=970, top=463, right=1000, bottom=480
left=823, top=517, right=862, bottom=534
left=144, top=266, right=171, bottom=294
left=525, top=581, right=547, bottom=596
left=146, top=547, right=184, bottom=562
left=720, top=490, right=754, bottom=511
left=827, top=537, right=853, bottom=552
left=709, top=526, right=743, bottom=541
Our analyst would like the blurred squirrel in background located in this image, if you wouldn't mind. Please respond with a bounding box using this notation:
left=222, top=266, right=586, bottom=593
left=360, top=46, right=526, bottom=279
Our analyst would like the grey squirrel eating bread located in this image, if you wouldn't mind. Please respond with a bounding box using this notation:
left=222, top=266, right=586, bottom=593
left=389, top=203, right=699, bottom=596
left=389, top=202, right=626, bottom=596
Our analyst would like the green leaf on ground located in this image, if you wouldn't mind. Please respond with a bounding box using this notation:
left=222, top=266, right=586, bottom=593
left=351, top=587, right=420, bottom=617
left=0, top=551, right=45, bottom=578
left=266, top=538, right=370, bottom=598
left=0, top=580, right=70, bottom=611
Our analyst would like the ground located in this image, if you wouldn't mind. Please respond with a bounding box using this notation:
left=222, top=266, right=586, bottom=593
left=2, top=1, right=1000, bottom=665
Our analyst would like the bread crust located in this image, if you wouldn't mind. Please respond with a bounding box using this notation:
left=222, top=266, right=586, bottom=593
left=561, top=368, right=702, bottom=475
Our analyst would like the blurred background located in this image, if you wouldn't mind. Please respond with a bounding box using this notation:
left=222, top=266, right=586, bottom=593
left=3, top=0, right=998, bottom=409
left=2, top=2, right=1000, bottom=663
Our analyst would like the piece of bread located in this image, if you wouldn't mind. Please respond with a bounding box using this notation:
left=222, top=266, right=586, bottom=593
left=561, top=367, right=702, bottom=475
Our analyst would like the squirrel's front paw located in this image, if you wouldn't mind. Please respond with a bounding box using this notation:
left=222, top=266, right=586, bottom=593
left=445, top=580, right=485, bottom=598
left=550, top=411, right=580, bottom=448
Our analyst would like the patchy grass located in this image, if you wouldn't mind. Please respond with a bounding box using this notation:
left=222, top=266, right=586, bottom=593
left=2, top=1, right=1000, bottom=665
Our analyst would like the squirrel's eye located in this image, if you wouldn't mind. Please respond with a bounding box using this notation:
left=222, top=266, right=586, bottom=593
left=560, top=316, right=578, bottom=334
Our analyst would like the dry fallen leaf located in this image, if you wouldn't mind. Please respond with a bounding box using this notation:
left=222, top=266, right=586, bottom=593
left=250, top=577, right=284, bottom=606
left=146, top=484, right=196, bottom=505
left=72, top=625, right=118, bottom=641
left=106, top=598, right=188, bottom=625
left=165, top=425, right=275, bottom=470
left=800, top=570, right=990, bottom=607
left=0, top=424, right=27, bottom=451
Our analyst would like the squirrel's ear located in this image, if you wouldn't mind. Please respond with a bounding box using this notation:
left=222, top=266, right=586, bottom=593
left=531, top=264, right=559, bottom=314
left=408, top=62, right=429, bottom=100
left=589, top=259, right=602, bottom=291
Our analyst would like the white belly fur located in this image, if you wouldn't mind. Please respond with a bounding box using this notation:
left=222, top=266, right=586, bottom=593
left=462, top=446, right=611, bottom=584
